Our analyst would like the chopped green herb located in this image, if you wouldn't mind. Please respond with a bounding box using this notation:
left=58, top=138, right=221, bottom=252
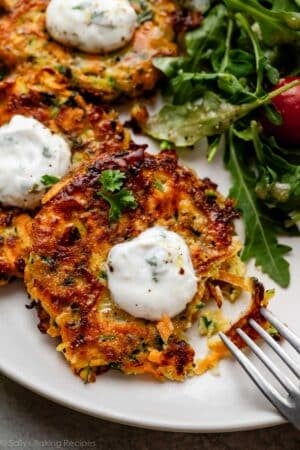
left=108, top=76, right=117, bottom=88
left=266, top=324, right=280, bottom=339
left=42, top=147, right=52, bottom=158
left=99, top=335, right=115, bottom=342
left=28, top=254, right=35, bottom=264
left=137, top=9, right=153, bottom=24
left=205, top=189, right=217, bottom=198
left=40, top=255, right=56, bottom=269
left=41, top=174, right=60, bottom=187
left=50, top=106, right=61, bottom=118
left=153, top=179, right=165, bottom=192
left=98, top=170, right=137, bottom=222
left=152, top=274, right=159, bottom=283
left=72, top=4, right=85, bottom=10
left=63, top=276, right=75, bottom=286
left=100, top=190, right=137, bottom=222
left=160, top=140, right=173, bottom=150
left=81, top=365, right=92, bottom=384
left=99, top=169, right=126, bottom=192
left=146, top=256, right=158, bottom=267
left=199, top=309, right=229, bottom=337
left=146, top=255, right=160, bottom=281
left=199, top=315, right=217, bottom=337
left=91, top=10, right=105, bottom=20
left=109, top=362, right=122, bottom=371
left=207, top=135, right=222, bottom=163
left=29, top=183, right=39, bottom=194
left=0, top=66, right=7, bottom=81
left=98, top=270, right=108, bottom=280
left=202, top=315, right=213, bottom=328
left=196, top=302, right=205, bottom=309
left=55, top=65, right=68, bottom=75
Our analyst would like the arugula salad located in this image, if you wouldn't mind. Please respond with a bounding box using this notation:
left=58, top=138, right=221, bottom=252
left=140, top=0, right=300, bottom=288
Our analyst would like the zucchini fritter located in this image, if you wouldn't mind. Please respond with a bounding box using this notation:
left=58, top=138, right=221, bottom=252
left=25, top=149, right=253, bottom=381
left=0, top=0, right=17, bottom=11
left=0, top=81, right=136, bottom=285
left=0, top=0, right=185, bottom=101
left=0, top=208, right=32, bottom=285
left=0, top=79, right=134, bottom=164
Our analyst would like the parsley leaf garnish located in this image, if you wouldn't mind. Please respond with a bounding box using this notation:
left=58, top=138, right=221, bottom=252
left=99, top=169, right=126, bottom=192
left=98, top=170, right=137, bottom=222
left=41, top=174, right=60, bottom=187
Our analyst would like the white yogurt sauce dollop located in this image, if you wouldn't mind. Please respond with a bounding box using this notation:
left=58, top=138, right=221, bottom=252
left=107, top=227, right=198, bottom=321
left=0, top=115, right=71, bottom=209
left=46, top=0, right=138, bottom=54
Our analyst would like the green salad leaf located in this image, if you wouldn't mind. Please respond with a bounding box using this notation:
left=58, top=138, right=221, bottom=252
left=179, top=0, right=211, bottom=13
left=141, top=0, right=300, bottom=286
left=185, top=4, right=227, bottom=57
left=251, top=123, right=300, bottom=212
left=226, top=127, right=291, bottom=287
left=144, top=79, right=300, bottom=146
left=224, top=0, right=300, bottom=44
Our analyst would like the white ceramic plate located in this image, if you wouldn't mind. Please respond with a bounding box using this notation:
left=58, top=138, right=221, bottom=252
left=0, top=136, right=299, bottom=432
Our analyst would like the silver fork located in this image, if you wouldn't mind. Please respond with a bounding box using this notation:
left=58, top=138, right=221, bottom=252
left=219, top=307, right=300, bottom=430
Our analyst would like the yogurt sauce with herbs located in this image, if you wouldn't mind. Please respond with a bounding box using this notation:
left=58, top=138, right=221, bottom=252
left=107, top=227, right=198, bottom=321
left=0, top=115, right=71, bottom=209
left=46, top=0, right=138, bottom=54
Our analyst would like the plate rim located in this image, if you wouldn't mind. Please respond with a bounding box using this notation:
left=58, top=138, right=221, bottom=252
left=0, top=359, right=285, bottom=433
left=0, top=142, right=292, bottom=433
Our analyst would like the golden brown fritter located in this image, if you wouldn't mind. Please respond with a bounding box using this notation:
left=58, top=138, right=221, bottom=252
left=0, top=78, right=135, bottom=164
left=0, top=0, right=193, bottom=101
left=195, top=278, right=269, bottom=375
left=0, top=208, right=32, bottom=285
left=24, top=149, right=256, bottom=382
left=0, top=79, right=137, bottom=285
left=0, top=0, right=18, bottom=11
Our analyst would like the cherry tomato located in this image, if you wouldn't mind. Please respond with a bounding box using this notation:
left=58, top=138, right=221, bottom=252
left=262, top=76, right=300, bottom=146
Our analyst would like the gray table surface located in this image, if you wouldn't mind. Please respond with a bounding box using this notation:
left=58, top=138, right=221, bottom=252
left=0, top=374, right=299, bottom=450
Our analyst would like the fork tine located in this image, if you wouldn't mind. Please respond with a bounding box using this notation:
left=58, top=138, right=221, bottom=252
left=261, top=308, right=300, bottom=353
left=219, top=332, right=290, bottom=413
left=249, top=319, right=300, bottom=379
left=236, top=328, right=298, bottom=395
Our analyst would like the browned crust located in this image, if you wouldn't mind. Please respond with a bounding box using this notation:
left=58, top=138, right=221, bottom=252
left=0, top=80, right=136, bottom=285
left=195, top=278, right=270, bottom=375
left=25, top=149, right=242, bottom=381
left=0, top=208, right=32, bottom=284
left=0, top=79, right=134, bottom=161
left=0, top=0, right=196, bottom=101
